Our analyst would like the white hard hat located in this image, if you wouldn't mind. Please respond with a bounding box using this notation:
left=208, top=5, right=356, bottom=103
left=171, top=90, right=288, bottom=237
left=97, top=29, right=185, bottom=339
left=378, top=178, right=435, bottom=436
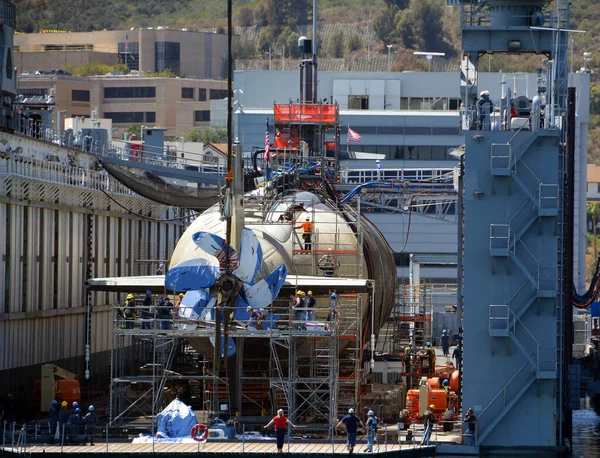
left=348, top=408, right=354, bottom=414
left=368, top=410, right=375, bottom=416
left=376, top=159, right=380, bottom=162
left=480, top=90, right=489, bottom=96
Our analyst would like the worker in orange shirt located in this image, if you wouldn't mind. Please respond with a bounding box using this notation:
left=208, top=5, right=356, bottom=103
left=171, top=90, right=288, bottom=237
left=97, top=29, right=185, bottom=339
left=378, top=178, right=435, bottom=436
left=294, top=217, right=313, bottom=251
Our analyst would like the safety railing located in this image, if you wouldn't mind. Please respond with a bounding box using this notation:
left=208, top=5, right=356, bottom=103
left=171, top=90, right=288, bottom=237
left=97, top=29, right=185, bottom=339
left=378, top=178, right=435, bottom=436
left=12, top=120, right=224, bottom=174
left=489, top=224, right=511, bottom=256
left=394, top=418, right=477, bottom=448
left=341, top=167, right=454, bottom=185
left=0, top=154, right=135, bottom=195
left=111, top=304, right=340, bottom=336
left=489, top=304, right=510, bottom=337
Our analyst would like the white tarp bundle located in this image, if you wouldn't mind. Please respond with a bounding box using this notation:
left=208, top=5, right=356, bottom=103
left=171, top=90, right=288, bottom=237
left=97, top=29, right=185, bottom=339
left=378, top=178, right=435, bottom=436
left=155, top=399, right=198, bottom=438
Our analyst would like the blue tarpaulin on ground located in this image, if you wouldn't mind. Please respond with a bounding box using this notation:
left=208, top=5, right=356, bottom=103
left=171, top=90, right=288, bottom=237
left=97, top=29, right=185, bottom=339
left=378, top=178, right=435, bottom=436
left=156, top=399, right=198, bottom=438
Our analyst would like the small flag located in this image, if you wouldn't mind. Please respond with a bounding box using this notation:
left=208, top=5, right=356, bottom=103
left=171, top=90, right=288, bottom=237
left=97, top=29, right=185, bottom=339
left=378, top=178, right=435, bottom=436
left=125, top=33, right=129, bottom=51
left=264, top=119, right=271, bottom=164
left=348, top=127, right=361, bottom=143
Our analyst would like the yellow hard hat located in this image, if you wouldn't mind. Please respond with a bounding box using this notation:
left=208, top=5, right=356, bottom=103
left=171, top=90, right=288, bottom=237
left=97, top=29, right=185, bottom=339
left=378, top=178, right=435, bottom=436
left=61, top=401, right=68, bottom=407
left=179, top=293, right=185, bottom=298
left=429, top=404, right=435, bottom=410
left=127, top=294, right=134, bottom=299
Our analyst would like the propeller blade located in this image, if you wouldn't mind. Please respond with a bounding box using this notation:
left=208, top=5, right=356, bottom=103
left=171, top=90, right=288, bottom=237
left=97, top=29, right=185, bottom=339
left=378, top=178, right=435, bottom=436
left=233, top=228, right=263, bottom=283
left=177, top=288, right=212, bottom=320
left=243, top=264, right=288, bottom=309
left=192, top=231, right=239, bottom=271
left=165, top=258, right=219, bottom=291
left=209, top=335, right=236, bottom=358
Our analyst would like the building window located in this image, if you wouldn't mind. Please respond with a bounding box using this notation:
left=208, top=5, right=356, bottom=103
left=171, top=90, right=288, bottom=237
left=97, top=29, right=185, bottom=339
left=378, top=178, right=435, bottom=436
left=348, top=95, right=369, bottom=110
left=597, top=183, right=600, bottom=194
left=118, top=42, right=139, bottom=71
left=104, top=87, right=156, bottom=99
left=182, top=87, right=194, bottom=99
left=72, top=90, right=90, bottom=102
left=199, top=88, right=207, bottom=101
left=155, top=42, right=180, bottom=73
left=104, top=112, right=156, bottom=123
left=6, top=49, right=13, bottom=79
left=209, top=89, right=228, bottom=100
left=20, top=88, right=47, bottom=97
left=194, top=111, right=210, bottom=122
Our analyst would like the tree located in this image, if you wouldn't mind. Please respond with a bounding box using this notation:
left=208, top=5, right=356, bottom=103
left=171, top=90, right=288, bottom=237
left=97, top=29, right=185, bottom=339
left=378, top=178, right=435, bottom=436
left=373, top=6, right=398, bottom=45
left=346, top=34, right=362, bottom=53
left=185, top=127, right=227, bottom=143
left=591, top=83, right=600, bottom=116
left=239, top=6, right=254, bottom=27
left=588, top=202, right=600, bottom=258
left=396, top=0, right=447, bottom=52
left=328, top=31, right=345, bottom=58
left=70, top=61, right=129, bottom=77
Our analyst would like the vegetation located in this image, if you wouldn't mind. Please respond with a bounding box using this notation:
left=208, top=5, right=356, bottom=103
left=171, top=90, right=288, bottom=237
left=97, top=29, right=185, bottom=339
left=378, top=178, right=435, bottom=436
left=65, top=61, right=129, bottom=77
left=185, top=127, right=227, bottom=143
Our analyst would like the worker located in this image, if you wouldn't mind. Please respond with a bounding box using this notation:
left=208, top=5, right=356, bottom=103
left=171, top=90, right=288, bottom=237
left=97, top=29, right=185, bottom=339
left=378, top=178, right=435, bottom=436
left=294, top=217, right=313, bottom=251
left=156, top=263, right=164, bottom=275
left=49, top=399, right=59, bottom=443
left=404, top=342, right=414, bottom=373
left=464, top=408, right=477, bottom=446
left=376, top=159, right=382, bottom=180
left=318, top=248, right=338, bottom=277
left=442, top=405, right=455, bottom=432
left=283, top=201, right=305, bottom=221
left=306, top=290, right=316, bottom=321
left=365, top=410, right=379, bottom=453
left=452, top=346, right=462, bottom=372
left=57, top=401, right=69, bottom=442
left=83, top=405, right=98, bottom=446
left=441, top=330, right=450, bottom=357
left=69, top=401, right=79, bottom=416
left=263, top=409, right=296, bottom=454
left=158, top=296, right=174, bottom=330
left=325, top=292, right=338, bottom=331
left=66, top=407, right=82, bottom=444
left=442, top=379, right=451, bottom=395
left=142, top=290, right=153, bottom=329
left=419, top=405, right=436, bottom=446
left=246, top=305, right=267, bottom=330
left=175, top=292, right=184, bottom=315
left=477, top=90, right=494, bottom=130
left=336, top=408, right=365, bottom=455
left=425, top=342, right=436, bottom=374
left=120, top=294, right=136, bottom=329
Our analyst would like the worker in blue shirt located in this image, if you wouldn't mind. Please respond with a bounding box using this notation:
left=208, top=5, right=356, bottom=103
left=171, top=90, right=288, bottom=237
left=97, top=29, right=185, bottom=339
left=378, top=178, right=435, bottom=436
left=336, top=408, right=365, bottom=455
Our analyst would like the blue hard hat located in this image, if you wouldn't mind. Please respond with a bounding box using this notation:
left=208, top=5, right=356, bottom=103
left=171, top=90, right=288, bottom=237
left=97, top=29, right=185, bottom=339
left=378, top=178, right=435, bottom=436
left=89, top=405, right=95, bottom=411
left=75, top=407, right=81, bottom=413
left=146, top=290, right=152, bottom=295
left=443, top=379, right=449, bottom=385
left=331, top=293, right=337, bottom=298
left=51, top=400, right=58, bottom=405
left=426, top=341, right=431, bottom=346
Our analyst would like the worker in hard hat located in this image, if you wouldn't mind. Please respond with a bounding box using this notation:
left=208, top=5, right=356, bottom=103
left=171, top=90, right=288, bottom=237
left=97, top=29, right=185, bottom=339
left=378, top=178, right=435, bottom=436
left=375, top=159, right=382, bottom=180
left=425, top=341, right=436, bottom=374
left=441, top=329, right=450, bottom=357
left=141, top=290, right=153, bottom=329
left=246, top=305, right=267, bottom=330
left=419, top=405, right=437, bottom=446
left=318, top=247, right=338, bottom=277
left=156, top=263, right=164, bottom=275
left=49, top=399, right=59, bottom=443
left=83, top=405, right=98, bottom=446
left=325, top=292, right=338, bottom=331
left=57, top=401, right=69, bottom=442
left=66, top=407, right=83, bottom=444
left=292, top=290, right=307, bottom=330
left=404, top=342, right=414, bottom=373
left=294, top=217, right=313, bottom=251
left=477, top=90, right=494, bottom=130
left=336, top=408, right=365, bottom=454
left=120, top=294, right=136, bottom=329
left=365, top=410, right=379, bottom=453
left=464, top=408, right=477, bottom=446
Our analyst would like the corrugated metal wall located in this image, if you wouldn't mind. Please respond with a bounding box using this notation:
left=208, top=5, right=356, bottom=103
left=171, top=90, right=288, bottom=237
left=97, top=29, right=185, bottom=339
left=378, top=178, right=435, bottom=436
left=0, top=185, right=184, bottom=376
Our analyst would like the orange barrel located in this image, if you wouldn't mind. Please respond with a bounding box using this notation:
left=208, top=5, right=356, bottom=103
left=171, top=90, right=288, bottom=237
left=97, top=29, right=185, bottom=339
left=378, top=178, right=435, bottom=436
left=428, top=377, right=440, bottom=390
left=427, top=389, right=448, bottom=413
left=57, top=380, right=80, bottom=405
left=449, top=370, right=459, bottom=392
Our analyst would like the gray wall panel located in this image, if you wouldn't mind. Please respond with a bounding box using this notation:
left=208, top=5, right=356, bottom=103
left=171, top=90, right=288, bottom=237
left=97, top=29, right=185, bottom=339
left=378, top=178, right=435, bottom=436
left=0, top=203, right=6, bottom=313
left=9, top=206, right=24, bottom=313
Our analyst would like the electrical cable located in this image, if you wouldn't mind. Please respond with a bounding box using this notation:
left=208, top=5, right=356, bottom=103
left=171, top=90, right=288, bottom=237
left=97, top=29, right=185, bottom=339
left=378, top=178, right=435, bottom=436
left=100, top=189, right=200, bottom=222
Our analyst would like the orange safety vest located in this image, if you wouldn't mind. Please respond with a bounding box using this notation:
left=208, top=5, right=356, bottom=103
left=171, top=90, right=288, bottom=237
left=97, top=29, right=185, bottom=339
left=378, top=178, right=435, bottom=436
left=302, top=222, right=313, bottom=233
